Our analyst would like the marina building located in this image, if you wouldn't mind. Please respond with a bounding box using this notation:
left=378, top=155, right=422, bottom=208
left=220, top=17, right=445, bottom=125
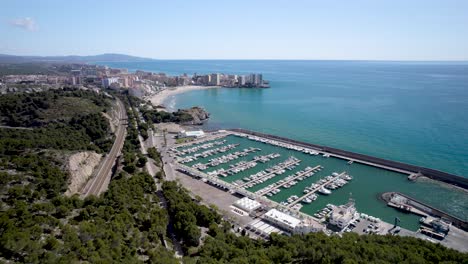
left=329, top=200, right=357, bottom=230
left=264, top=209, right=302, bottom=233
left=177, top=130, right=205, bottom=139
left=233, top=197, right=262, bottom=213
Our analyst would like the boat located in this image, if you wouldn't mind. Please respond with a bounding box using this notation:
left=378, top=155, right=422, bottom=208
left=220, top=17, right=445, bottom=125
left=318, top=187, right=332, bottom=195
left=302, top=197, right=313, bottom=204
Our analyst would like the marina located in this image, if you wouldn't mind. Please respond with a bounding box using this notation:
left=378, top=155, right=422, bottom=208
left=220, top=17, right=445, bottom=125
left=171, top=130, right=468, bottom=231
left=287, top=171, right=351, bottom=208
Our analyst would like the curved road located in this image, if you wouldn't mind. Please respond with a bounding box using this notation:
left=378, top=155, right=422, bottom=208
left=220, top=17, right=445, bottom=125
left=81, top=98, right=127, bottom=197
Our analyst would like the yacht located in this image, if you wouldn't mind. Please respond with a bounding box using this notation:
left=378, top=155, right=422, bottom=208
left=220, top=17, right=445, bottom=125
left=318, top=187, right=332, bottom=195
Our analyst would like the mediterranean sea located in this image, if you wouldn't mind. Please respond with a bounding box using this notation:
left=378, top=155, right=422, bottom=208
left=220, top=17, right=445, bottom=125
left=98, top=60, right=468, bottom=226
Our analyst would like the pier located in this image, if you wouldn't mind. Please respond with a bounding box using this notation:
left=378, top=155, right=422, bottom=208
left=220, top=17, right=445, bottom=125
left=194, top=147, right=259, bottom=169
left=287, top=171, right=347, bottom=208
left=238, top=157, right=301, bottom=188
left=174, top=139, right=227, bottom=156
left=382, top=192, right=468, bottom=231
left=256, top=165, right=322, bottom=196
left=215, top=153, right=281, bottom=177
left=180, top=143, right=239, bottom=163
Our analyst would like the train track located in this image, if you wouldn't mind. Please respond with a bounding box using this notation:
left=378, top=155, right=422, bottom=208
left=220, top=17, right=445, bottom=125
left=81, top=98, right=127, bottom=197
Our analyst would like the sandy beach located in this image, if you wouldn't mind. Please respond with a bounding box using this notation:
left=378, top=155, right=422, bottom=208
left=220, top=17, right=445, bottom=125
left=148, top=85, right=219, bottom=108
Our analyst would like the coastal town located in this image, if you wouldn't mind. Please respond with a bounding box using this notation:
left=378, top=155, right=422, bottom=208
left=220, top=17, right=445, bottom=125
left=0, top=63, right=270, bottom=98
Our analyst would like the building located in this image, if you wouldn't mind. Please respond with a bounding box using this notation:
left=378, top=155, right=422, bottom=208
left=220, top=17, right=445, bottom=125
left=210, top=73, right=220, bottom=86
left=329, top=200, right=357, bottom=230
left=253, top=74, right=263, bottom=86
left=263, top=209, right=302, bottom=233
left=102, top=77, right=119, bottom=88
left=294, top=218, right=325, bottom=234
left=233, top=197, right=261, bottom=213
left=237, top=75, right=246, bottom=86
left=177, top=130, right=205, bottom=139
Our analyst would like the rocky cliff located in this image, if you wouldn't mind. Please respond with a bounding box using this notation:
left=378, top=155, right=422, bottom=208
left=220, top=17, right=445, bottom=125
left=179, top=106, right=210, bottom=125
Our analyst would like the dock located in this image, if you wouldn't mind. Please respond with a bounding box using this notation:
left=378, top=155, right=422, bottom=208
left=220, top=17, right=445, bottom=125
left=287, top=171, right=347, bottom=208
left=256, top=165, right=322, bottom=196
left=238, top=157, right=301, bottom=188
left=216, top=153, right=281, bottom=176
left=180, top=143, right=239, bottom=163
left=196, top=147, right=260, bottom=168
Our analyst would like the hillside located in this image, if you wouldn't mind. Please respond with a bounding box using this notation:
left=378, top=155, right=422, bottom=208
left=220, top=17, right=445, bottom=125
left=0, top=53, right=155, bottom=64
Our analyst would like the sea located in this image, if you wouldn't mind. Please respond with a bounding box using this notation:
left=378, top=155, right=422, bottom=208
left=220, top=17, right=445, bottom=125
left=98, top=60, right=468, bottom=226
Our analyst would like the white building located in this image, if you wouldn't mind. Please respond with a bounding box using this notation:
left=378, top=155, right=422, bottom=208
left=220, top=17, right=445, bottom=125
left=233, top=197, right=261, bottom=213
left=102, top=77, right=119, bottom=88
left=177, top=130, right=205, bottom=139
left=264, top=209, right=302, bottom=233
left=263, top=209, right=325, bottom=235
left=329, top=200, right=357, bottom=230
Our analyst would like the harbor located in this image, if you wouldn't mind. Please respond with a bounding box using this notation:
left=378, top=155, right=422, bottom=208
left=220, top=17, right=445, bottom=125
left=169, top=130, right=468, bottom=232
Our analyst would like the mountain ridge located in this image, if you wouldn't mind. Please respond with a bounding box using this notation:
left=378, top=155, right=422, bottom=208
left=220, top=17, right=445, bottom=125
left=0, top=53, right=155, bottom=63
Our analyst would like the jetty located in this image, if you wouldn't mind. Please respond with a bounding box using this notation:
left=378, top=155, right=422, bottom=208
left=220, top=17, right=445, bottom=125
left=238, top=157, right=301, bottom=188
left=287, top=171, right=347, bottom=208
left=256, top=165, right=322, bottom=196
left=212, top=153, right=281, bottom=177
left=179, top=143, right=239, bottom=163
left=175, top=140, right=227, bottom=156
left=193, top=147, right=260, bottom=169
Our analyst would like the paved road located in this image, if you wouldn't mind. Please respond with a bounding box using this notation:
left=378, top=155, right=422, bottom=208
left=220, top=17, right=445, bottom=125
left=0, top=125, right=33, bottom=130
left=81, top=98, right=127, bottom=197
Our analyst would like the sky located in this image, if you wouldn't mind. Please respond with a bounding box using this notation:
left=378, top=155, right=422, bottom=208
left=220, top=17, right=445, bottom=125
left=1, top=0, right=468, bottom=60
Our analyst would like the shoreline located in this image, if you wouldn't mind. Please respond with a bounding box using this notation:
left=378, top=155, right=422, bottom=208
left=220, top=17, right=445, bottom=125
left=147, top=85, right=220, bottom=108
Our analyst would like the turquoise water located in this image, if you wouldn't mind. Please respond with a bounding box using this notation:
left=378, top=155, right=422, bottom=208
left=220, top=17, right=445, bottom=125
left=99, top=60, right=468, bottom=223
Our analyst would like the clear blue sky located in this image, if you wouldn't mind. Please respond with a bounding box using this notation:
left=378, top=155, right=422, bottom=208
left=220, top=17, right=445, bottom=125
left=1, top=0, right=468, bottom=60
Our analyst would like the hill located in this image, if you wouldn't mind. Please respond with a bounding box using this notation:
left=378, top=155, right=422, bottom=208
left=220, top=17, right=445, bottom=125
left=0, top=53, right=155, bottom=64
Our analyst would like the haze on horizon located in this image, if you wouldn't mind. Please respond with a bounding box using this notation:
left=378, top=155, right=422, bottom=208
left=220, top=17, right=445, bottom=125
left=1, top=0, right=467, bottom=61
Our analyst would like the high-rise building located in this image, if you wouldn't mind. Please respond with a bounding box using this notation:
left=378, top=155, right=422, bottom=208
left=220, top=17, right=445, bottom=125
left=210, top=73, right=220, bottom=86
left=237, top=75, right=246, bottom=86
left=255, top=74, right=263, bottom=85
left=102, top=77, right=119, bottom=88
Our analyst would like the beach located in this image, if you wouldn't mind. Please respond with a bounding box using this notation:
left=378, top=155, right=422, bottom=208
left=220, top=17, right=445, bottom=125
left=148, top=85, right=219, bottom=108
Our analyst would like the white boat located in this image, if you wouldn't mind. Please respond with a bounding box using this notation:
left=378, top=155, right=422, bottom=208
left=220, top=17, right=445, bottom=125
left=318, top=187, right=332, bottom=195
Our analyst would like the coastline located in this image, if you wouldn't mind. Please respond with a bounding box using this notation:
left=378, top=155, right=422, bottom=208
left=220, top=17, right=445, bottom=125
left=148, top=85, right=220, bottom=108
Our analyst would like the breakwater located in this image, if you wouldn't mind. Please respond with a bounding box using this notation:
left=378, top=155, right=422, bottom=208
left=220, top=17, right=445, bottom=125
left=382, top=192, right=468, bottom=231
left=229, top=129, right=468, bottom=190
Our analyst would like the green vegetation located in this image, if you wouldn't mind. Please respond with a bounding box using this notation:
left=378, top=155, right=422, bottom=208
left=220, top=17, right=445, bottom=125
left=162, top=181, right=221, bottom=250
left=176, top=138, right=193, bottom=144
left=0, top=170, right=174, bottom=263
left=142, top=109, right=193, bottom=124
left=198, top=228, right=467, bottom=263
left=0, top=89, right=176, bottom=263
left=0, top=62, right=69, bottom=76
left=0, top=89, right=110, bottom=127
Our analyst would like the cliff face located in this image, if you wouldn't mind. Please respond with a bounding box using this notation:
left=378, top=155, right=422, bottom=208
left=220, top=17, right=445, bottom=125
left=180, top=106, right=210, bottom=125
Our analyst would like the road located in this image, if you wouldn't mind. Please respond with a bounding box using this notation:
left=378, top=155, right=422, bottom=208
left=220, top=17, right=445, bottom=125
left=81, top=98, right=127, bottom=197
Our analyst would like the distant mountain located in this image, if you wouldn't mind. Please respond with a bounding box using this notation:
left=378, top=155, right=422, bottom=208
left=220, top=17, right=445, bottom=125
left=0, top=53, right=155, bottom=63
